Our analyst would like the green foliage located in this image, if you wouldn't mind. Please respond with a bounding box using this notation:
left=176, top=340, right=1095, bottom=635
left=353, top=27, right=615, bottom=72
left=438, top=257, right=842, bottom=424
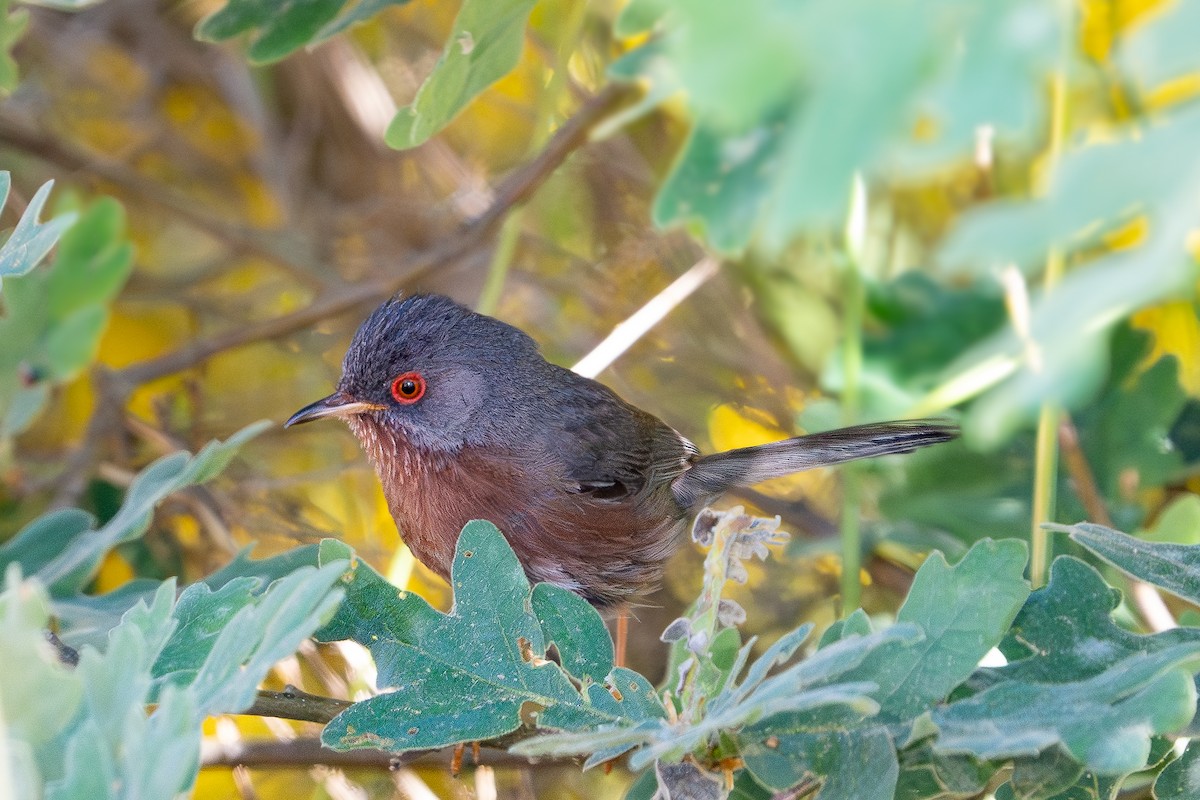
left=1065, top=522, right=1200, bottom=606
left=1155, top=741, right=1200, bottom=800
left=938, top=106, right=1200, bottom=445
left=0, top=1, right=27, bottom=94
left=0, top=426, right=346, bottom=799
left=317, top=512, right=1197, bottom=800
left=0, top=194, right=128, bottom=449
left=612, top=0, right=1062, bottom=253
left=0, top=422, right=269, bottom=596
left=1, top=565, right=345, bottom=799
left=384, top=0, right=537, bottom=149
left=196, top=0, right=411, bottom=64
left=880, top=328, right=1186, bottom=546
left=0, top=176, right=78, bottom=290
left=196, top=0, right=535, bottom=148
left=317, top=521, right=667, bottom=753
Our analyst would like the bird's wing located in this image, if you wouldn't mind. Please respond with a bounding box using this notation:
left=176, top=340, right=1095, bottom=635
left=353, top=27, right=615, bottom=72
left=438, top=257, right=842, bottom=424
left=541, top=374, right=695, bottom=502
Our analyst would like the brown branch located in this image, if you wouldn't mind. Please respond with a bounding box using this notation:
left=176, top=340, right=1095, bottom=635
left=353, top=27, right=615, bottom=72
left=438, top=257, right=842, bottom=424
left=245, top=686, right=352, bottom=724
left=199, top=737, right=574, bottom=771
left=115, top=82, right=636, bottom=388
left=0, top=117, right=331, bottom=292
left=220, top=687, right=566, bottom=772
left=1057, top=417, right=1110, bottom=525
left=1058, top=415, right=1177, bottom=632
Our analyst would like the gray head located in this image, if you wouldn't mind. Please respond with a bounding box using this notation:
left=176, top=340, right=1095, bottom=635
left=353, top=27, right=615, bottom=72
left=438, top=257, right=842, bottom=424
left=285, top=294, right=547, bottom=452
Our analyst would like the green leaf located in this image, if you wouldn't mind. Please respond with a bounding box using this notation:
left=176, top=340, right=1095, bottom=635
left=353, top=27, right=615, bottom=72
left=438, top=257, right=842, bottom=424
left=742, top=726, right=898, bottom=798
left=824, top=539, right=1028, bottom=723
left=52, top=579, right=162, bottom=651
left=0, top=422, right=269, bottom=595
left=1119, top=0, right=1200, bottom=91
left=0, top=1, right=28, bottom=94
left=318, top=522, right=666, bottom=753
left=613, top=0, right=669, bottom=37
left=0, top=178, right=77, bottom=291
left=1139, top=494, right=1200, bottom=545
left=1064, top=522, right=1200, bottom=606
left=994, top=556, right=1200, bottom=684
left=202, top=543, right=323, bottom=588
left=167, top=563, right=347, bottom=715
left=1155, top=741, right=1200, bottom=800
left=0, top=195, right=128, bottom=445
left=628, top=0, right=1061, bottom=252
left=932, top=644, right=1200, bottom=775
left=881, top=539, right=1029, bottom=719
left=196, top=0, right=411, bottom=65
left=1005, top=747, right=1086, bottom=800
left=385, top=0, right=536, bottom=149
left=894, top=740, right=993, bottom=800
left=0, top=566, right=83, bottom=748
left=531, top=582, right=614, bottom=683
left=937, top=106, right=1200, bottom=446
left=652, top=118, right=785, bottom=255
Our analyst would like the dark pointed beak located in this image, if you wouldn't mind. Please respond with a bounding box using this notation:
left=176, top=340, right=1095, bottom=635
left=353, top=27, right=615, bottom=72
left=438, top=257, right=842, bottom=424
left=284, top=391, right=385, bottom=428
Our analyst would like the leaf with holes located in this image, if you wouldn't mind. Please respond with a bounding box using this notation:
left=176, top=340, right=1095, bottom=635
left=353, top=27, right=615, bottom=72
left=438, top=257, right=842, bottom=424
left=316, top=522, right=666, bottom=753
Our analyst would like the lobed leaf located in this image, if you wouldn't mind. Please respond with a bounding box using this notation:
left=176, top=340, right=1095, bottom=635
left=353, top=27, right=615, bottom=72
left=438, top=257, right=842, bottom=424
left=933, top=644, right=1200, bottom=775
left=741, top=726, right=899, bottom=798
left=317, top=521, right=665, bottom=753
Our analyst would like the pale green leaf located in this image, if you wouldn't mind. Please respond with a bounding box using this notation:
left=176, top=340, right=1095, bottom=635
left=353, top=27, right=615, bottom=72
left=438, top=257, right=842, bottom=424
left=0, top=179, right=77, bottom=290
left=385, top=0, right=536, bottom=149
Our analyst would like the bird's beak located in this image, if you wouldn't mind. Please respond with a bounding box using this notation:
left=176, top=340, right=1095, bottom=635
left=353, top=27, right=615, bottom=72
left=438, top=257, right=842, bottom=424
left=284, top=391, right=385, bottom=428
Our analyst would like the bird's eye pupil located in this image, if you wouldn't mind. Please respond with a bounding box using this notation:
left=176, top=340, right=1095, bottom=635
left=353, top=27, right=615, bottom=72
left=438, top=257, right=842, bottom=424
left=390, top=371, right=425, bottom=404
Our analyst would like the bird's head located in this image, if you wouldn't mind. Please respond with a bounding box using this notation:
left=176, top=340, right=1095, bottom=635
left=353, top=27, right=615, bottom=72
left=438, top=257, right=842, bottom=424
left=285, top=294, right=544, bottom=453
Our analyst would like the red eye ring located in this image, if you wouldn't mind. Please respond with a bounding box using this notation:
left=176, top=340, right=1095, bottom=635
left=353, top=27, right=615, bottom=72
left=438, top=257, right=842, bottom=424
left=390, top=371, right=425, bottom=404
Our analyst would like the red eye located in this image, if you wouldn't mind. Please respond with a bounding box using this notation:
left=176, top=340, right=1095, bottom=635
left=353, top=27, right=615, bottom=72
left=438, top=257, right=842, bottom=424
left=390, top=372, right=425, bottom=404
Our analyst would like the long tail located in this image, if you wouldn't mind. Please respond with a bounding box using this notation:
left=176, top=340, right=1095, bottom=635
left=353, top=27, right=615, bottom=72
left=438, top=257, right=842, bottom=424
left=672, top=419, right=957, bottom=509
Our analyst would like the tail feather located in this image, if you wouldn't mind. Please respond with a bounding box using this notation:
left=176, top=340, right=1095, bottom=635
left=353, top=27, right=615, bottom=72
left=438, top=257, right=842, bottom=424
left=673, top=419, right=957, bottom=510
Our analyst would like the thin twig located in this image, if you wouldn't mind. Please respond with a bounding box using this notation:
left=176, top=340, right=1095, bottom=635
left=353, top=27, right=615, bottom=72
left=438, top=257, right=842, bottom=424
left=572, top=256, right=720, bottom=378
left=1057, top=415, right=1176, bottom=632
left=245, top=686, right=353, bottom=724
left=199, top=737, right=575, bottom=771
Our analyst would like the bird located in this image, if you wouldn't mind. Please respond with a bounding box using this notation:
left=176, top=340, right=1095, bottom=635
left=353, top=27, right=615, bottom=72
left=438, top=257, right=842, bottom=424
left=286, top=293, right=956, bottom=609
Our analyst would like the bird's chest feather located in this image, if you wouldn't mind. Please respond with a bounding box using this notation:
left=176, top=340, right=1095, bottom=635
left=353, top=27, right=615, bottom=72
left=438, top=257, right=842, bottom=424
left=347, top=416, right=686, bottom=606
